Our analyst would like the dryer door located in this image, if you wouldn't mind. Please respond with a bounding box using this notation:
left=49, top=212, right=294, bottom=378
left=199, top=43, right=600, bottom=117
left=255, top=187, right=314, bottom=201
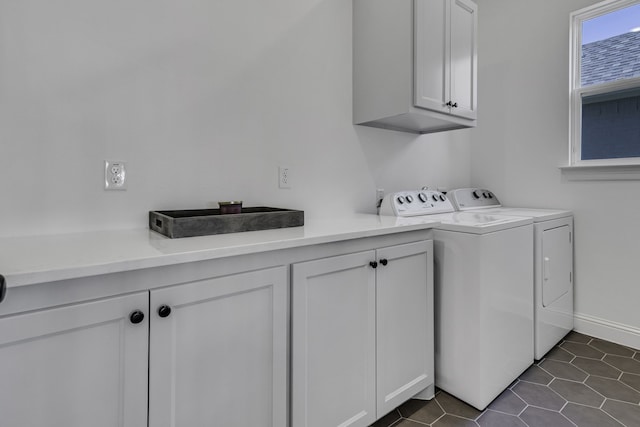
left=542, top=225, right=572, bottom=307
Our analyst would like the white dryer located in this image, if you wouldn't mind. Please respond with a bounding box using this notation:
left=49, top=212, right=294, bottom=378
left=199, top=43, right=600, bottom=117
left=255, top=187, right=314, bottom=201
left=448, top=188, right=574, bottom=360
left=380, top=190, right=533, bottom=410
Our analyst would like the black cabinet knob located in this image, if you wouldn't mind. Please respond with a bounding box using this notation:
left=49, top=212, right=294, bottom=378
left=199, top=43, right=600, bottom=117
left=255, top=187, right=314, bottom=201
left=452, top=102, right=458, bottom=108
left=129, top=310, right=145, bottom=324
left=380, top=259, right=388, bottom=266
left=158, top=305, right=172, bottom=318
left=369, top=261, right=378, bottom=269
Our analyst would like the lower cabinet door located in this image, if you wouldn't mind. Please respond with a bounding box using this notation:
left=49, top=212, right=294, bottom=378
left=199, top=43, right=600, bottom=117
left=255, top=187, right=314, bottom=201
left=376, top=240, right=434, bottom=417
left=148, top=266, right=288, bottom=427
left=0, top=292, right=149, bottom=427
left=291, top=251, right=377, bottom=427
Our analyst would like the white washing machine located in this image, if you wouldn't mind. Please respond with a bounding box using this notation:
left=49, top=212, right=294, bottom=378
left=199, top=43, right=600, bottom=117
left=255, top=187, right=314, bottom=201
left=448, top=188, right=574, bottom=360
left=380, top=190, right=534, bottom=410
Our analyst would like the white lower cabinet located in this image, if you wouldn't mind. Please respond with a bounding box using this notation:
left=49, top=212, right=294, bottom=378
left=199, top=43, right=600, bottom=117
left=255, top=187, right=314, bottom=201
left=375, top=242, right=434, bottom=416
left=0, top=266, right=287, bottom=427
left=292, top=250, right=377, bottom=427
left=0, top=235, right=433, bottom=427
left=148, top=266, right=288, bottom=427
left=0, top=292, right=149, bottom=427
left=291, top=240, right=434, bottom=427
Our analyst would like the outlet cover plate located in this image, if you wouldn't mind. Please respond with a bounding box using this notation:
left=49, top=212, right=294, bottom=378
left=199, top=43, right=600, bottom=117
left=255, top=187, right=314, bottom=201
left=105, top=160, right=127, bottom=190
left=278, top=166, right=291, bottom=189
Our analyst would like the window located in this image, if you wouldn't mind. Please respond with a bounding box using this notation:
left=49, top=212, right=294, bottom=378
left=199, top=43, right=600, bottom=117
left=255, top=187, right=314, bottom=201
left=570, top=0, right=640, bottom=166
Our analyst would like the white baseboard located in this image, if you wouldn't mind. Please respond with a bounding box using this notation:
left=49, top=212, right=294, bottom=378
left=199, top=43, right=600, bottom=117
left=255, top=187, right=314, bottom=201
left=574, top=312, right=640, bottom=350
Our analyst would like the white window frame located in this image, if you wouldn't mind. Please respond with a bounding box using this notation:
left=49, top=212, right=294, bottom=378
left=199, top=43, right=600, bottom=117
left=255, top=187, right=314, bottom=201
left=569, top=0, right=640, bottom=167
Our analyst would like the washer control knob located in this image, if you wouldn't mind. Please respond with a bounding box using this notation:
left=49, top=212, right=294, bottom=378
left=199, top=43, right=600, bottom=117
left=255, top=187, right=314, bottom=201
left=418, top=192, right=427, bottom=202
left=439, top=194, right=446, bottom=201
left=472, top=190, right=481, bottom=199
left=397, top=196, right=405, bottom=204
left=432, top=195, right=439, bottom=202
left=406, top=195, right=414, bottom=203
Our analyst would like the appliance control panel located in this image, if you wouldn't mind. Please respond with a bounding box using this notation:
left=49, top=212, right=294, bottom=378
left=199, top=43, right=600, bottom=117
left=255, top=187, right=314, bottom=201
left=379, top=190, right=455, bottom=217
left=448, top=188, right=501, bottom=211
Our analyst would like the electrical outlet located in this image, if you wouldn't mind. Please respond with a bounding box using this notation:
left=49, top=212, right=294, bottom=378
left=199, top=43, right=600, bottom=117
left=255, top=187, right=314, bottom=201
left=105, top=160, right=127, bottom=190
left=279, top=166, right=291, bottom=189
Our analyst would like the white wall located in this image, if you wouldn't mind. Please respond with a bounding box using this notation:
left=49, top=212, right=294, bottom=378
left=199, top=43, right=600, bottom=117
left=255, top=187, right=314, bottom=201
left=474, top=0, right=640, bottom=345
left=3, top=0, right=637, bottom=346
left=0, top=0, right=470, bottom=238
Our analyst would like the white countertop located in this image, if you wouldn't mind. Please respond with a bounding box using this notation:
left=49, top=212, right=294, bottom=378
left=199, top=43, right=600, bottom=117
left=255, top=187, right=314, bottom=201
left=0, top=214, right=439, bottom=288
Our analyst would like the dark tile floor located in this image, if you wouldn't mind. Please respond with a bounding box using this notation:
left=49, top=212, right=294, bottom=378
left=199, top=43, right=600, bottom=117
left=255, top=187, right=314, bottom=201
left=370, top=331, right=640, bottom=427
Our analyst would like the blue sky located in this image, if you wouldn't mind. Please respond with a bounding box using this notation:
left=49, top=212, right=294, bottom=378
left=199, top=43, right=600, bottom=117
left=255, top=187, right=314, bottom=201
left=582, top=3, right=640, bottom=44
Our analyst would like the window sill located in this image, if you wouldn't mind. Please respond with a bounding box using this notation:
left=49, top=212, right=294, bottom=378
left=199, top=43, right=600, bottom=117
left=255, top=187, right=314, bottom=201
left=560, top=164, right=640, bottom=181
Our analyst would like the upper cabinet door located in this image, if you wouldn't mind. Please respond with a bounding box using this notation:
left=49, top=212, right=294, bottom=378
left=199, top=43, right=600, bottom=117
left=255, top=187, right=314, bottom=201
left=414, top=0, right=477, bottom=120
left=449, top=0, right=478, bottom=119
left=415, top=0, right=449, bottom=113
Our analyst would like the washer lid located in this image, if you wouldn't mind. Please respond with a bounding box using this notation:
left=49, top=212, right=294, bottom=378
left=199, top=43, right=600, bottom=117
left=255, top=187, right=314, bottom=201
left=427, top=212, right=533, bottom=234
left=468, top=207, right=572, bottom=222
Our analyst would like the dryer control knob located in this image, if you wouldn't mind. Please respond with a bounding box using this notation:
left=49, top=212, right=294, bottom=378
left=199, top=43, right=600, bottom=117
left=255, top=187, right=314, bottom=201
left=397, top=196, right=405, bottom=204
left=418, top=192, right=427, bottom=202
left=472, top=190, right=481, bottom=199
left=406, top=195, right=414, bottom=203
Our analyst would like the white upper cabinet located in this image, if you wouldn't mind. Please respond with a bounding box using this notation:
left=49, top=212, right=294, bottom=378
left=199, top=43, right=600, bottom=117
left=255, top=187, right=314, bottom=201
left=354, top=0, right=477, bottom=134
left=415, top=0, right=477, bottom=120
left=449, top=0, right=478, bottom=119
